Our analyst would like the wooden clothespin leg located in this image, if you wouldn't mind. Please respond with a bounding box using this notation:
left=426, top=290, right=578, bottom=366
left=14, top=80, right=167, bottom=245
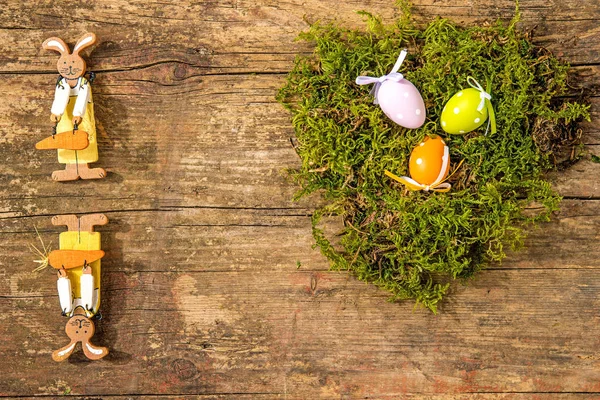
left=36, top=33, right=106, bottom=181
left=50, top=214, right=109, bottom=361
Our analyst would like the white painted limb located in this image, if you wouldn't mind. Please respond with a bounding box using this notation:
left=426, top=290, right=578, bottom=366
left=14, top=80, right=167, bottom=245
left=73, top=78, right=90, bottom=117
left=57, top=276, right=73, bottom=314
left=50, top=79, right=70, bottom=116
left=80, top=273, right=94, bottom=311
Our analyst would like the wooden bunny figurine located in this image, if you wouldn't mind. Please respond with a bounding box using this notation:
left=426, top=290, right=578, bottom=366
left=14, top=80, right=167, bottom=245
left=48, top=214, right=109, bottom=361
left=36, top=33, right=106, bottom=181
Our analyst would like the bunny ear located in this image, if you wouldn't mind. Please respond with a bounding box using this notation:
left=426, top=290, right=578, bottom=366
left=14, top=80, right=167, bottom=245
left=42, top=37, right=69, bottom=55
left=72, top=32, right=97, bottom=55
left=81, top=339, right=108, bottom=360
left=52, top=340, right=77, bottom=362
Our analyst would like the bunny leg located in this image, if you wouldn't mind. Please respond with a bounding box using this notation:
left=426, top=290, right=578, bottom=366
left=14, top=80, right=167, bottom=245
left=51, top=214, right=79, bottom=231
left=52, top=163, right=80, bottom=182
left=52, top=340, right=77, bottom=362
left=77, top=163, right=106, bottom=180
left=79, top=213, right=108, bottom=233
left=81, top=339, right=108, bottom=360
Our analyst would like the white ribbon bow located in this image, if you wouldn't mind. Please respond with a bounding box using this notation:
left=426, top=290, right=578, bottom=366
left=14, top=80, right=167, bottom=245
left=467, top=76, right=497, bottom=135
left=384, top=146, right=453, bottom=193
left=355, top=49, right=408, bottom=105
left=467, top=76, right=492, bottom=112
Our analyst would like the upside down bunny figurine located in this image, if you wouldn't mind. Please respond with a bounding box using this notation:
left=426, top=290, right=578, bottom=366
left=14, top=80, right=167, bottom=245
left=35, top=32, right=106, bottom=181
left=47, top=214, right=109, bottom=361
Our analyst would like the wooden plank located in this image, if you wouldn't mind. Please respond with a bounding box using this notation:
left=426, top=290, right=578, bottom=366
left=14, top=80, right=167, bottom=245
left=0, top=73, right=597, bottom=220
left=0, top=268, right=599, bottom=396
left=6, top=396, right=596, bottom=400
left=0, top=397, right=283, bottom=400
left=1, top=0, right=599, bottom=397
left=2, top=199, right=598, bottom=395
left=1, top=200, right=599, bottom=394
left=503, top=199, right=600, bottom=269
left=549, top=157, right=600, bottom=199
left=76, top=396, right=600, bottom=400
left=0, top=396, right=597, bottom=400
left=0, top=0, right=599, bottom=76
left=72, top=396, right=600, bottom=400
left=2, top=199, right=599, bottom=275
left=0, top=72, right=307, bottom=213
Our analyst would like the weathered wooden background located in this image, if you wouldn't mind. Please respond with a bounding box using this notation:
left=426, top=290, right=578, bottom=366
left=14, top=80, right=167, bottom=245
left=0, top=0, right=599, bottom=398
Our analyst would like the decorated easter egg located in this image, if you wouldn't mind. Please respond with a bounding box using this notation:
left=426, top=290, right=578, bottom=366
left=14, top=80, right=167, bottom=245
left=440, top=88, right=488, bottom=134
left=377, top=79, right=426, bottom=129
left=384, top=134, right=452, bottom=192
left=409, top=135, right=449, bottom=185
left=355, top=49, right=426, bottom=130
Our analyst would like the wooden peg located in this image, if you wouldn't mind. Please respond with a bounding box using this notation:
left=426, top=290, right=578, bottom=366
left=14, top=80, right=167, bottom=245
left=40, top=32, right=105, bottom=181
left=49, top=214, right=109, bottom=361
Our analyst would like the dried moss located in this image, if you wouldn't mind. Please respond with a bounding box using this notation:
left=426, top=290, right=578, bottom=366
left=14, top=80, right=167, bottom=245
left=277, top=3, right=590, bottom=312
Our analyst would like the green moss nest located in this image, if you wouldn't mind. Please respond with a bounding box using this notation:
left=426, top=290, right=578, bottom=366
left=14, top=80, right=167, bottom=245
left=277, top=3, right=590, bottom=312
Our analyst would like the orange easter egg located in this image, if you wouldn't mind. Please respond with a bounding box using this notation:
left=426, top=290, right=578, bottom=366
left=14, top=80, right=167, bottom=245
left=409, top=135, right=450, bottom=185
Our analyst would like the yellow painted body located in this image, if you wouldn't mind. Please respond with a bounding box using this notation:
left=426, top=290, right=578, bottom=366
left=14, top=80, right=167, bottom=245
left=56, top=90, right=98, bottom=164
left=59, top=231, right=101, bottom=315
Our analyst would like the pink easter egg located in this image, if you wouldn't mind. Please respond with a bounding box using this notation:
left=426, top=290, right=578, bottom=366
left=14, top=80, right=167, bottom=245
left=377, top=79, right=426, bottom=129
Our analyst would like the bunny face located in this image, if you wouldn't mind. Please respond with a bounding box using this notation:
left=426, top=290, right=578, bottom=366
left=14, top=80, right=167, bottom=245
left=57, top=54, right=86, bottom=79
left=65, top=315, right=95, bottom=341
left=43, top=33, right=97, bottom=80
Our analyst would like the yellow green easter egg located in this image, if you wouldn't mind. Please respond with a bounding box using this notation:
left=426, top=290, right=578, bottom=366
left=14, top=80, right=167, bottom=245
left=440, top=88, right=488, bottom=134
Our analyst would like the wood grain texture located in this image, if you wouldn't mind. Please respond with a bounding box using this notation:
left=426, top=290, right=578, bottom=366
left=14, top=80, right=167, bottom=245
left=0, top=0, right=599, bottom=398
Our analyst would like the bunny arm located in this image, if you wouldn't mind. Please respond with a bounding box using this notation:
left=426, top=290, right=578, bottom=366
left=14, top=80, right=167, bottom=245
left=80, top=266, right=94, bottom=312
left=52, top=340, right=77, bottom=362
left=57, top=273, right=73, bottom=315
left=72, top=78, right=90, bottom=118
left=50, top=77, right=90, bottom=119
left=50, top=78, right=70, bottom=117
